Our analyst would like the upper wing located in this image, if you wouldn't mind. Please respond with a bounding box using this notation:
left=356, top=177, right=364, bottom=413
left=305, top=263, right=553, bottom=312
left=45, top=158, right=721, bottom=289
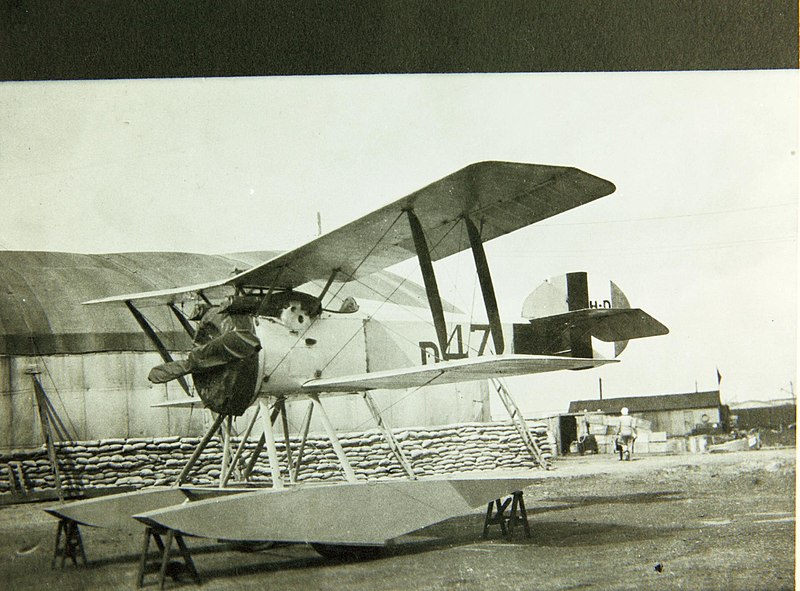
left=232, top=162, right=614, bottom=289
left=301, top=354, right=617, bottom=393
left=86, top=161, right=614, bottom=304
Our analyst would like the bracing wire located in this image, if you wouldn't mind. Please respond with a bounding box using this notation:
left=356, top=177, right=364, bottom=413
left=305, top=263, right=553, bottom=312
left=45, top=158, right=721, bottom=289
left=317, top=216, right=468, bottom=374
left=263, top=210, right=407, bottom=378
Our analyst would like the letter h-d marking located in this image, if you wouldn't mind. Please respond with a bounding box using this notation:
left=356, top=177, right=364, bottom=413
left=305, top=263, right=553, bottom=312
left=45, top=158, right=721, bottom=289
left=405, top=209, right=504, bottom=359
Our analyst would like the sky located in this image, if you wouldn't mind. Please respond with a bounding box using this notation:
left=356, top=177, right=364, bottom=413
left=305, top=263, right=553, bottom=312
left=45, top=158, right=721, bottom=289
left=0, top=71, right=796, bottom=416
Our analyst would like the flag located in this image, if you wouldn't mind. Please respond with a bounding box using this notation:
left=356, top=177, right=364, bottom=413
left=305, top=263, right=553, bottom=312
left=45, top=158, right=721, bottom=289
left=716, top=367, right=722, bottom=386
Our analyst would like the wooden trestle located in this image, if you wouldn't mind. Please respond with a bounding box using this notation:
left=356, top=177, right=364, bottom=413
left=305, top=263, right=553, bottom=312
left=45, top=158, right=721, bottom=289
left=136, top=525, right=200, bottom=589
left=51, top=517, right=88, bottom=568
left=482, top=491, right=531, bottom=539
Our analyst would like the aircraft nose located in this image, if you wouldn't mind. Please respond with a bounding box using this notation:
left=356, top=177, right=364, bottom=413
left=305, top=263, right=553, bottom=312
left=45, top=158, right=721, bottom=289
left=149, top=309, right=262, bottom=416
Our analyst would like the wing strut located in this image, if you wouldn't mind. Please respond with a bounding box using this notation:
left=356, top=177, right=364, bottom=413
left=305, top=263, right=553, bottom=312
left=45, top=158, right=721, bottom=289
left=308, top=393, right=358, bottom=482
left=290, top=400, right=314, bottom=484
left=241, top=403, right=282, bottom=481
left=168, top=303, right=196, bottom=340
left=221, top=404, right=261, bottom=487
left=406, top=209, right=449, bottom=358
left=464, top=216, right=505, bottom=354
left=259, top=398, right=285, bottom=489
left=318, top=268, right=339, bottom=302
left=197, top=291, right=212, bottom=307
left=255, top=266, right=286, bottom=316
left=125, top=301, right=193, bottom=397
left=175, top=412, right=226, bottom=485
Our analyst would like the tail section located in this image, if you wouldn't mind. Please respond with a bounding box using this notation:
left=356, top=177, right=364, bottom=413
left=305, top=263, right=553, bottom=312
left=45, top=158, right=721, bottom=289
left=514, top=272, right=668, bottom=360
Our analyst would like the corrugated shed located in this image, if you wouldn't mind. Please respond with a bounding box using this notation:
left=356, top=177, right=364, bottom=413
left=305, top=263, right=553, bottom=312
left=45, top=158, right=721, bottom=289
left=0, top=250, right=438, bottom=356
left=568, top=391, right=722, bottom=414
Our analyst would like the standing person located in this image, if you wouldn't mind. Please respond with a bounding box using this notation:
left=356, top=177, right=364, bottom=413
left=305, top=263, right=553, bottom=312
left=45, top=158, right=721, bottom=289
left=616, top=407, right=636, bottom=460
left=578, top=410, right=598, bottom=455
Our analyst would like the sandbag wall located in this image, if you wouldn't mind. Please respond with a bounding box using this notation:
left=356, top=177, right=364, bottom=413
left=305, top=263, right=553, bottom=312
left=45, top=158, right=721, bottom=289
left=0, top=421, right=553, bottom=496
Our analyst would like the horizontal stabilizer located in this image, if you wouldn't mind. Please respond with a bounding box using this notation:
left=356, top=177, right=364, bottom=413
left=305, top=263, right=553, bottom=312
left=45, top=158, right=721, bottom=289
left=528, top=308, right=669, bottom=343
left=303, top=354, right=616, bottom=393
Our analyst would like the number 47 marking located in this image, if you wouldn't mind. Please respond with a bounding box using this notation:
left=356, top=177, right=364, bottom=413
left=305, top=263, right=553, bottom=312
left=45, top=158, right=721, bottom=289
left=419, top=323, right=491, bottom=364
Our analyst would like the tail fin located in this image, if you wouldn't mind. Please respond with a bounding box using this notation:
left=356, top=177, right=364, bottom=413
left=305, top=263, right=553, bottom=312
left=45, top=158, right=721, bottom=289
left=516, top=272, right=668, bottom=359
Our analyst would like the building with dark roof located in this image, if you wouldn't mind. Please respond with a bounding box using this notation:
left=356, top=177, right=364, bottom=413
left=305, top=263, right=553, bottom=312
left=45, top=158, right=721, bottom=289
left=728, top=399, right=796, bottom=431
left=568, top=390, right=728, bottom=436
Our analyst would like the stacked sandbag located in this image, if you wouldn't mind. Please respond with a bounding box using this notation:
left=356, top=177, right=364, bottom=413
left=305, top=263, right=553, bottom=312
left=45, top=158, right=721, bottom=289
left=0, top=421, right=554, bottom=495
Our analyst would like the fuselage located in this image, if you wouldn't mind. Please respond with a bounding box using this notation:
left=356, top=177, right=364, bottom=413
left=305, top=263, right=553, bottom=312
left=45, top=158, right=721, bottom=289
left=253, top=305, right=516, bottom=397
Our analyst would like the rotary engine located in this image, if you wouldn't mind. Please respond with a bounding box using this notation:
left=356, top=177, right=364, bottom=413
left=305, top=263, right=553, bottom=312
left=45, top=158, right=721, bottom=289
left=148, top=291, right=321, bottom=415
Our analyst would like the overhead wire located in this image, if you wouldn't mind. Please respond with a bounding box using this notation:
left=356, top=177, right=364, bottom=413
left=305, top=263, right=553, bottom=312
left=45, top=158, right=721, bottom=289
left=537, top=201, right=796, bottom=226
left=314, top=217, right=497, bottom=428
left=316, top=216, right=470, bottom=374
left=496, top=235, right=796, bottom=259
left=350, top=370, right=446, bottom=432
left=263, top=210, right=407, bottom=378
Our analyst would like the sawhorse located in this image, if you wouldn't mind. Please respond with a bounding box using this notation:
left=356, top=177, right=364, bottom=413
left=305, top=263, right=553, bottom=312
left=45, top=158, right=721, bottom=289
left=51, top=517, right=88, bottom=568
left=482, top=490, right=531, bottom=539
left=137, top=525, right=201, bottom=589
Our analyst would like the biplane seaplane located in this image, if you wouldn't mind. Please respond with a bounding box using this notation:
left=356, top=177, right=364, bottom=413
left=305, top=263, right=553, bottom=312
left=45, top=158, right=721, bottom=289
left=46, top=161, right=667, bottom=575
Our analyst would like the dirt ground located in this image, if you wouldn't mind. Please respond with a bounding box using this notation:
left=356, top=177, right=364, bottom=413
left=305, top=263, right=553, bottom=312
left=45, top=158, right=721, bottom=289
left=0, top=447, right=794, bottom=591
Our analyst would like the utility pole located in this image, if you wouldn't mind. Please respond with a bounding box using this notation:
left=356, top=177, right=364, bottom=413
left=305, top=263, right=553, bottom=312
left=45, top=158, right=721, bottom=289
left=598, top=377, right=603, bottom=400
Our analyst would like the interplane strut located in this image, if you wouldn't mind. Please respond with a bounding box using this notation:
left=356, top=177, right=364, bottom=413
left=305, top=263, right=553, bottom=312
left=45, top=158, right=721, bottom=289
left=125, top=301, right=193, bottom=397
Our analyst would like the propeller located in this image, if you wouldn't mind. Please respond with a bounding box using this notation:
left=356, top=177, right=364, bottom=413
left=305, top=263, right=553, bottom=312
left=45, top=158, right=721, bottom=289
left=149, top=305, right=262, bottom=416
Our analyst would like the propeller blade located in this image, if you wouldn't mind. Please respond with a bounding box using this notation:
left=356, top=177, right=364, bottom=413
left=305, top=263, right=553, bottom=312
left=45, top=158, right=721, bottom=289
left=148, top=329, right=261, bottom=384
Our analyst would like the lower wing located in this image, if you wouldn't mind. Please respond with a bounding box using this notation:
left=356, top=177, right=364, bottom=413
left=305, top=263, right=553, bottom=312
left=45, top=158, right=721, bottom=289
left=302, top=354, right=617, bottom=393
